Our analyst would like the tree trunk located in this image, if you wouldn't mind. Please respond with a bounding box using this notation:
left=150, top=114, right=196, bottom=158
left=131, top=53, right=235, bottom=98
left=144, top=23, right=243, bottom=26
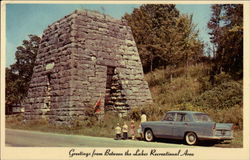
left=150, top=54, right=153, bottom=72
left=186, top=51, right=188, bottom=79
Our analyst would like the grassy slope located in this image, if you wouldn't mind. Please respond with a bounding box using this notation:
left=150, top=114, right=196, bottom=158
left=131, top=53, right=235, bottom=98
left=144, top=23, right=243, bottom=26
left=144, top=64, right=243, bottom=126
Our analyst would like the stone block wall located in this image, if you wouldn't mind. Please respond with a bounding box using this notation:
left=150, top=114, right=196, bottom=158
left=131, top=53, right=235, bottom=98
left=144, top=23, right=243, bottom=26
left=25, top=10, right=152, bottom=124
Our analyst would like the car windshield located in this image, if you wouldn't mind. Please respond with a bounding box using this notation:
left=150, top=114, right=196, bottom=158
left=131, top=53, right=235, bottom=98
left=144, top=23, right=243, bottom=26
left=193, top=113, right=212, bottom=122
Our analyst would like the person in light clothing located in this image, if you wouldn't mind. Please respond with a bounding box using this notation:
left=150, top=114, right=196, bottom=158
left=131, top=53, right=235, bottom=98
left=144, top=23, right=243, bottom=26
left=141, top=113, right=147, bottom=123
left=139, top=112, right=147, bottom=140
left=130, top=120, right=136, bottom=140
left=122, top=122, right=128, bottom=140
left=114, top=123, right=121, bottom=140
left=137, top=125, right=143, bottom=140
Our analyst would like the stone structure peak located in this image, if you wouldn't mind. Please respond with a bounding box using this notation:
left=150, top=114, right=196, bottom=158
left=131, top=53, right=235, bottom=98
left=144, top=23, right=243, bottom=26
left=25, top=10, right=152, bottom=125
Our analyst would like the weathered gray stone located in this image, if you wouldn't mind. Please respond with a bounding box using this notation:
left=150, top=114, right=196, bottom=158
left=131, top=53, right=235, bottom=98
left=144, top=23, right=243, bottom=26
left=24, top=9, right=152, bottom=125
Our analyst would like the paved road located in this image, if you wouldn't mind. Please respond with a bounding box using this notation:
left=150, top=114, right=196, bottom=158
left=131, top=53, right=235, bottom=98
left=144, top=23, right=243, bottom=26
left=5, top=129, right=193, bottom=147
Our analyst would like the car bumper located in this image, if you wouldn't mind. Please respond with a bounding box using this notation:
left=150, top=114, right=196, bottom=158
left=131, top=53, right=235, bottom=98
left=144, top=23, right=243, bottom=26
left=199, top=136, right=234, bottom=140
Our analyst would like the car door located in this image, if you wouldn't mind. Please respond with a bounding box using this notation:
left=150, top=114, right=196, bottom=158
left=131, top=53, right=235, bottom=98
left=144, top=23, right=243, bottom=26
left=173, top=113, right=191, bottom=138
left=154, top=112, right=176, bottom=138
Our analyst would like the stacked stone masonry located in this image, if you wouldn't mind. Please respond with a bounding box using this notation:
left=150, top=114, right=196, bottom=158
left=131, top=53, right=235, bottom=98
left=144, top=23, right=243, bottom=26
left=25, top=10, right=152, bottom=124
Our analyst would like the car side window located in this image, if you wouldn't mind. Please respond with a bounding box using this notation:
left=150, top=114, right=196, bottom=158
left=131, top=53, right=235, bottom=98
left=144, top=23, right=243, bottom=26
left=163, top=113, right=175, bottom=121
left=176, top=113, right=184, bottom=121
left=183, top=114, right=191, bottom=122
left=176, top=113, right=190, bottom=122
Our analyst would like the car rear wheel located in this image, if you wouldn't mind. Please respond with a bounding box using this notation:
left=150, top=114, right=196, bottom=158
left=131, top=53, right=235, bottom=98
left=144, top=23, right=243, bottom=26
left=145, top=129, right=154, bottom=142
left=185, top=132, right=197, bottom=145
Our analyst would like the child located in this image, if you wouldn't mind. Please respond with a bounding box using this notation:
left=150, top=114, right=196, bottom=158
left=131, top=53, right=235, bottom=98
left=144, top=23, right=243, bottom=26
left=115, top=123, right=121, bottom=140
left=137, top=125, right=143, bottom=140
left=130, top=120, right=136, bottom=140
left=122, top=122, right=128, bottom=140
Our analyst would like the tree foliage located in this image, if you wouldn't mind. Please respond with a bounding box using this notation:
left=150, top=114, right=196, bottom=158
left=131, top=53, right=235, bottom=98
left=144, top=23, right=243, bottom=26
left=123, top=4, right=204, bottom=72
left=6, top=34, right=41, bottom=107
left=208, top=4, right=243, bottom=79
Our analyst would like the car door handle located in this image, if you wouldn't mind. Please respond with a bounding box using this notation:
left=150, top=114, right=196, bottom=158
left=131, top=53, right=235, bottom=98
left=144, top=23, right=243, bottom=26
left=184, top=123, right=188, bottom=126
left=169, top=122, right=173, bottom=125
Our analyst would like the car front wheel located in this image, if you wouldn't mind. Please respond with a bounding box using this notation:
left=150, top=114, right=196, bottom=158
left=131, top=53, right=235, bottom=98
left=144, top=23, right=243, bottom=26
left=185, top=132, right=197, bottom=145
left=145, top=129, right=154, bottom=142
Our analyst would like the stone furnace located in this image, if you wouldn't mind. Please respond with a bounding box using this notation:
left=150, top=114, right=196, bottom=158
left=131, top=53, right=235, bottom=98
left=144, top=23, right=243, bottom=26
left=25, top=10, right=152, bottom=124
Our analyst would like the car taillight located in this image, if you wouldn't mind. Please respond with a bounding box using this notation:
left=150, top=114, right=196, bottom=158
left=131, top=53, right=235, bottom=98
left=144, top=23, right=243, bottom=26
left=212, top=123, right=216, bottom=130
left=212, top=123, right=216, bottom=135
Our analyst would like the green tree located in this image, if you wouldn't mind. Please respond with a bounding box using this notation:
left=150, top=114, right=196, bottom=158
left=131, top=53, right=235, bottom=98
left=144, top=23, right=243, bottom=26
left=6, top=34, right=41, bottom=112
left=124, top=4, right=204, bottom=72
left=208, top=4, right=243, bottom=79
left=171, top=14, right=204, bottom=68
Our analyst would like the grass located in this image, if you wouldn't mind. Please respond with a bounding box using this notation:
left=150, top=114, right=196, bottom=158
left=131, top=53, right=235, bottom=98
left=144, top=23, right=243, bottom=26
left=5, top=113, right=141, bottom=139
left=213, top=130, right=243, bottom=148
left=145, top=64, right=208, bottom=107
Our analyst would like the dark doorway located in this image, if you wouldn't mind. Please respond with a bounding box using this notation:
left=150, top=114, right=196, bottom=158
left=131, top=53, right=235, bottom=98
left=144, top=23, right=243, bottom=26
left=105, top=66, right=115, bottom=110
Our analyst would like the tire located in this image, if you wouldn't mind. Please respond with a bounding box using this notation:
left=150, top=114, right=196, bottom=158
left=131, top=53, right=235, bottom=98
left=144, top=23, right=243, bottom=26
left=144, top=129, right=154, bottom=142
left=185, top=132, right=198, bottom=145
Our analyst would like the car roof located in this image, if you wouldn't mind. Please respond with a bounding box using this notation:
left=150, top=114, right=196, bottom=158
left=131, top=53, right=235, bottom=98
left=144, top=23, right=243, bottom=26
left=167, top=110, right=204, bottom=114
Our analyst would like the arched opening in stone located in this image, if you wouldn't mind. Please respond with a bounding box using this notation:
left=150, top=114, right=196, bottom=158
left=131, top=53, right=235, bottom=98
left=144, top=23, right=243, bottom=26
left=105, top=66, right=115, bottom=110
left=104, top=66, right=129, bottom=114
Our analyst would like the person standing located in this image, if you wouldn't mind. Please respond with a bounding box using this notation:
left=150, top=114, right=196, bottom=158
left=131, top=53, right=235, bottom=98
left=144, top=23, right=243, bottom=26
left=130, top=120, right=136, bottom=140
left=139, top=112, right=147, bottom=139
left=137, top=125, right=143, bottom=140
left=115, top=123, right=121, bottom=140
left=122, top=122, right=128, bottom=140
left=141, top=112, right=147, bottom=123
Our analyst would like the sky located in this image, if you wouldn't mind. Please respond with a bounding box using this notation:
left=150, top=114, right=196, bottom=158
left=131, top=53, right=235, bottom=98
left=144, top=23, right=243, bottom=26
left=6, top=3, right=212, bottom=67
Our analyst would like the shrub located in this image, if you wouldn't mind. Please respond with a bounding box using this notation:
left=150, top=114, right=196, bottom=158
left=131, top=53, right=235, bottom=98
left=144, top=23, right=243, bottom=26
left=205, top=104, right=243, bottom=129
left=142, top=104, right=164, bottom=121
left=128, top=106, right=142, bottom=121
left=198, top=76, right=213, bottom=92
left=188, top=63, right=211, bottom=78
left=214, top=72, right=233, bottom=85
left=71, top=116, right=96, bottom=129
left=6, top=114, right=24, bottom=127
left=154, top=76, right=200, bottom=106
left=145, top=64, right=210, bottom=107
left=173, top=102, right=204, bottom=112
left=128, top=104, right=164, bottom=121
left=70, top=107, right=99, bottom=128
left=98, top=111, right=121, bottom=128
left=192, top=80, right=243, bottom=109
left=145, top=69, right=168, bottom=87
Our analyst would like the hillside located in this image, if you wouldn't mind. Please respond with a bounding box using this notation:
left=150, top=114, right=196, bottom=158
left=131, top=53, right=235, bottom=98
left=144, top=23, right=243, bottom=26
left=130, top=63, right=243, bottom=129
